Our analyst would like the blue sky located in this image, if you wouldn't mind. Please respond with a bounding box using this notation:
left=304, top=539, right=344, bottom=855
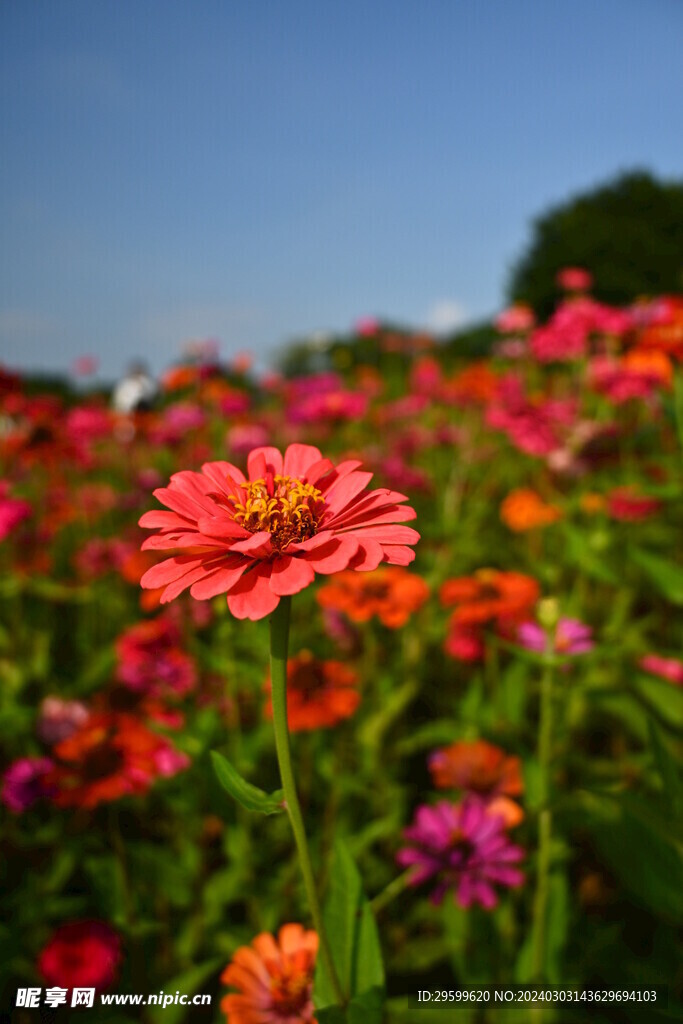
left=1, top=0, right=681, bottom=378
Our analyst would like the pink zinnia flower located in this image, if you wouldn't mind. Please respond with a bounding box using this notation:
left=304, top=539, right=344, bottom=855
left=397, top=798, right=524, bottom=909
left=139, top=443, right=419, bottom=620
left=495, top=304, right=535, bottom=334
left=639, top=654, right=683, bottom=686
left=517, top=617, right=594, bottom=657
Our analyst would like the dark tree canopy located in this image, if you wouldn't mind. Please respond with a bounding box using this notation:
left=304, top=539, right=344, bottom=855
left=507, top=171, right=683, bottom=319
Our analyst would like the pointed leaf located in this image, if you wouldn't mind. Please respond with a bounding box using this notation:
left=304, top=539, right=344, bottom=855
left=210, top=751, right=284, bottom=815
left=314, top=839, right=385, bottom=1019
left=630, top=547, right=683, bottom=605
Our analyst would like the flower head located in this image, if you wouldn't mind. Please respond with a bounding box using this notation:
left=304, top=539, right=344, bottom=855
left=638, top=654, right=683, bottom=686
left=317, top=566, right=429, bottom=628
left=221, top=923, right=318, bottom=1024
left=500, top=489, right=563, bottom=531
left=397, top=798, right=524, bottom=909
left=440, top=570, right=539, bottom=628
left=139, top=444, right=419, bottom=621
left=264, top=651, right=361, bottom=731
left=38, top=921, right=121, bottom=990
left=1, top=756, right=55, bottom=813
left=429, top=740, right=524, bottom=828
left=47, top=713, right=189, bottom=808
left=517, top=617, right=594, bottom=657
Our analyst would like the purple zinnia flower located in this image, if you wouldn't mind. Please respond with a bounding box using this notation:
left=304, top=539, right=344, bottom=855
left=517, top=617, right=594, bottom=657
left=1, top=757, right=55, bottom=813
left=397, top=797, right=524, bottom=909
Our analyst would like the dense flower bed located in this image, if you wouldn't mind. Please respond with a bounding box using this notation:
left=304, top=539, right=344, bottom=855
left=1, top=281, right=682, bottom=1022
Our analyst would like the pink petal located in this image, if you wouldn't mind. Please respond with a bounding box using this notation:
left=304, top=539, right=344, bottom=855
left=381, top=544, right=416, bottom=566
left=347, top=538, right=384, bottom=571
left=268, top=556, right=316, bottom=595
left=197, top=515, right=251, bottom=540
left=302, top=457, right=335, bottom=485
left=140, top=555, right=204, bottom=590
left=189, top=560, right=249, bottom=600
left=227, top=565, right=281, bottom=620
left=329, top=504, right=418, bottom=530
left=302, top=535, right=359, bottom=573
left=139, top=509, right=192, bottom=529
left=200, top=460, right=246, bottom=489
left=283, top=443, right=323, bottom=479
left=141, top=532, right=225, bottom=551
left=247, top=447, right=283, bottom=480
left=323, top=471, right=374, bottom=513
left=229, top=532, right=273, bottom=557
left=347, top=524, right=421, bottom=545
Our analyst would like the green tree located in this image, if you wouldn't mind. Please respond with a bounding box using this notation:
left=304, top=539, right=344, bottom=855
left=508, top=170, right=683, bottom=319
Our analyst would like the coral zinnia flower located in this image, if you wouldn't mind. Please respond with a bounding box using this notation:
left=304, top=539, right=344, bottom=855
left=39, top=920, right=122, bottom=990
left=316, top=566, right=429, bottom=628
left=264, top=651, right=361, bottom=731
left=397, top=798, right=524, bottom=909
left=428, top=740, right=524, bottom=828
left=139, top=444, right=419, bottom=621
left=440, top=570, right=539, bottom=628
left=221, top=923, right=318, bottom=1024
left=500, top=489, right=562, bottom=531
left=48, top=713, right=188, bottom=808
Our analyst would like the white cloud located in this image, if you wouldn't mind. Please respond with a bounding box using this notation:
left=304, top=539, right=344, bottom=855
left=423, top=299, right=469, bottom=335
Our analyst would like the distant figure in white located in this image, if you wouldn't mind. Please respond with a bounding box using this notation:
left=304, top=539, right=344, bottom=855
left=112, top=362, right=158, bottom=414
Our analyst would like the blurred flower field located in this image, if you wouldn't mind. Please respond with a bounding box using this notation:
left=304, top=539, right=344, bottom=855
left=1, top=278, right=683, bottom=1023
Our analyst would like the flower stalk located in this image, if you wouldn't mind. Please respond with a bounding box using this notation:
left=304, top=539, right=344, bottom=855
left=269, top=596, right=346, bottom=1009
left=530, top=635, right=556, bottom=983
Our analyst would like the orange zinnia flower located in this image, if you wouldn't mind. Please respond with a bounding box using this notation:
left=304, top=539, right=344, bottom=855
left=221, top=924, right=318, bottom=1024
left=429, top=739, right=524, bottom=827
left=264, top=652, right=361, bottom=731
left=440, top=569, right=539, bottom=628
left=316, top=566, right=429, bottom=628
left=500, top=489, right=562, bottom=532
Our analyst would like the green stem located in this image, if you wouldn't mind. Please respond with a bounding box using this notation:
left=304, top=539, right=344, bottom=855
left=269, top=597, right=346, bottom=1009
left=370, top=868, right=414, bottom=916
left=530, top=652, right=555, bottom=984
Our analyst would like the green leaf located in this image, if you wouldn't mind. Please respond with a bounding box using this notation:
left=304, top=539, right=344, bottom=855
left=630, top=547, right=683, bottom=605
left=314, top=839, right=385, bottom=1020
left=649, top=720, right=683, bottom=813
left=581, top=794, right=683, bottom=922
left=563, top=524, right=619, bottom=585
left=317, top=1008, right=347, bottom=1024
left=210, top=751, right=284, bottom=815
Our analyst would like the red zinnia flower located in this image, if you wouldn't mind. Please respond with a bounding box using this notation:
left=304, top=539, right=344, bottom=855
left=38, top=920, right=122, bottom=990
left=139, top=444, right=419, bottom=620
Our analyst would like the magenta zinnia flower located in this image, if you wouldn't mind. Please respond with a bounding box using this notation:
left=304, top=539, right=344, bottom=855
left=139, top=443, right=419, bottom=620
left=397, top=798, right=524, bottom=909
left=517, top=617, right=594, bottom=657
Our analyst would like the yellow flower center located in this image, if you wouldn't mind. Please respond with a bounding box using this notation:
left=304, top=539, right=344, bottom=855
left=231, top=475, right=324, bottom=551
